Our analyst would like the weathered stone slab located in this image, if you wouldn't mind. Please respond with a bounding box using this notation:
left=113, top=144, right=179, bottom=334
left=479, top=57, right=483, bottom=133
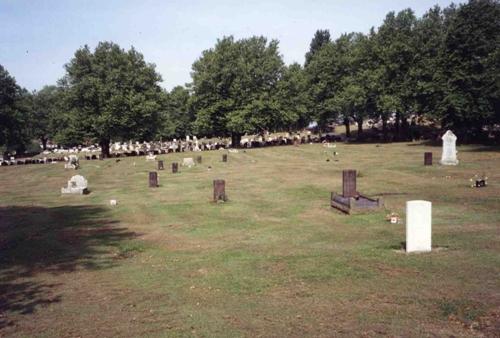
left=424, top=152, right=433, bottom=166
left=440, top=130, right=459, bottom=165
left=213, top=179, right=227, bottom=202
left=158, top=160, right=164, bottom=170
left=222, top=154, right=228, bottom=162
left=149, top=172, right=159, bottom=187
left=342, top=170, right=357, bottom=198
left=61, top=175, right=88, bottom=194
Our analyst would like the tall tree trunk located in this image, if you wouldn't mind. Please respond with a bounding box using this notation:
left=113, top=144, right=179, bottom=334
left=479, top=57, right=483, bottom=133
left=344, top=118, right=351, bottom=138
left=231, top=133, right=242, bottom=148
left=395, top=113, right=401, bottom=141
left=382, top=117, right=388, bottom=141
left=41, top=137, right=48, bottom=150
left=401, top=117, right=409, bottom=140
left=100, top=138, right=111, bottom=158
left=357, top=117, right=363, bottom=140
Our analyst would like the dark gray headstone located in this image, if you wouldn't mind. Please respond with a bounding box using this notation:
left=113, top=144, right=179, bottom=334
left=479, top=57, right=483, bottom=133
left=424, top=152, right=432, bottom=166
left=213, top=179, right=227, bottom=202
left=158, top=160, right=164, bottom=170
left=172, top=162, right=178, bottom=173
left=149, top=172, right=159, bottom=187
left=342, top=170, right=357, bottom=198
left=222, top=154, right=228, bottom=162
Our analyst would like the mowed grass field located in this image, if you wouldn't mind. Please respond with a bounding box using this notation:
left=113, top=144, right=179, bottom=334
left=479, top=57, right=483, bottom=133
left=0, top=142, right=499, bottom=337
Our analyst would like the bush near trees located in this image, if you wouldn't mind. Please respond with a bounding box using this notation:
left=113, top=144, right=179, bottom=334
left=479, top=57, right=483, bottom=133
left=0, top=0, right=499, bottom=155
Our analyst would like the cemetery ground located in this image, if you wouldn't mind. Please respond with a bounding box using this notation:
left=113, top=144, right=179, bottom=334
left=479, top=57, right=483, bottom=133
left=0, top=142, right=499, bottom=337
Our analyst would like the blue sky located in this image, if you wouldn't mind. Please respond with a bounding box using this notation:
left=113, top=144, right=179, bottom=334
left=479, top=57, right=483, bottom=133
left=0, top=0, right=460, bottom=92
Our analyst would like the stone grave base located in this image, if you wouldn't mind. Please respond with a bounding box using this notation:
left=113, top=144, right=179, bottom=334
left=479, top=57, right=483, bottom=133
left=331, top=192, right=383, bottom=214
left=61, top=187, right=88, bottom=194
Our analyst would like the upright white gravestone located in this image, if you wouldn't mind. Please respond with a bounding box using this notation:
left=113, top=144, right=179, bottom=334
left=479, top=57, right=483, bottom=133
left=61, top=175, right=88, bottom=194
left=406, top=200, right=432, bottom=253
left=440, top=130, right=459, bottom=165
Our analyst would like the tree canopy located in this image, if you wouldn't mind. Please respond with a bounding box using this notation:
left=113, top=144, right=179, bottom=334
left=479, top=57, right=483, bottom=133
left=61, top=41, right=164, bottom=156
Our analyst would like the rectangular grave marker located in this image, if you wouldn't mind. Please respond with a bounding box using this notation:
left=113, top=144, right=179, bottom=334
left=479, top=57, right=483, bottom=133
left=342, top=170, right=357, bottom=198
left=196, top=155, right=202, bottom=164
left=406, top=200, right=432, bottom=253
left=172, top=162, right=178, bottom=173
left=213, top=179, right=227, bottom=202
left=149, top=172, right=159, bottom=187
left=222, top=154, right=228, bottom=162
left=424, top=152, right=433, bottom=166
left=158, top=160, right=164, bottom=170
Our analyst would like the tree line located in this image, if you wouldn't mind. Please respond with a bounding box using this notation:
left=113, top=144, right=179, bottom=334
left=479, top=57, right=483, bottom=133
left=1, top=0, right=499, bottom=157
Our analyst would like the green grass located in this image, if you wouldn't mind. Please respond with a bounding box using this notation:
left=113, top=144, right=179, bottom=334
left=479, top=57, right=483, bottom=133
left=0, top=142, right=499, bottom=337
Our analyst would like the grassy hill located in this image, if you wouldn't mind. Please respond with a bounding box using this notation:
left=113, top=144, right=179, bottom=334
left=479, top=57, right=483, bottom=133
left=1, top=142, right=499, bottom=337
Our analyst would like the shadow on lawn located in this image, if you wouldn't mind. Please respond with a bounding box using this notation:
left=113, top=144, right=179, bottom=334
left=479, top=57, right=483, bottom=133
left=0, top=205, right=137, bottom=329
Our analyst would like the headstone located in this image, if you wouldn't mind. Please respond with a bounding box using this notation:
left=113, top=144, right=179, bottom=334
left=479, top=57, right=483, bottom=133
left=61, top=175, right=88, bottom=194
left=98, top=154, right=103, bottom=160
left=172, top=162, right=179, bottom=173
left=222, top=154, right=228, bottom=162
left=342, top=170, right=357, bottom=198
left=406, top=200, right=432, bottom=253
left=213, top=179, right=227, bottom=202
left=182, top=157, right=195, bottom=167
left=110, top=199, right=117, bottom=206
left=146, top=153, right=156, bottom=161
left=196, top=155, right=202, bottom=164
left=149, top=172, right=159, bottom=187
left=424, top=152, right=433, bottom=166
left=158, top=160, right=164, bottom=170
left=440, top=130, right=459, bottom=165
left=64, top=155, right=80, bottom=169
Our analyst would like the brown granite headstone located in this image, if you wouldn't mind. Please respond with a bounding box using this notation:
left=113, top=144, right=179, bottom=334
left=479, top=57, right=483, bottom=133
left=172, top=162, right=178, bottom=173
left=158, top=160, right=164, bottom=170
left=342, top=170, right=357, bottom=198
left=222, top=154, right=228, bottom=162
left=149, top=172, right=159, bottom=187
left=213, top=179, right=227, bottom=202
left=424, top=152, right=432, bottom=166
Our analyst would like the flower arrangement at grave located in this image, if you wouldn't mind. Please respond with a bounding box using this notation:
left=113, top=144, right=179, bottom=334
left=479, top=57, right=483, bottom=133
left=469, top=174, right=488, bottom=188
left=386, top=212, right=401, bottom=224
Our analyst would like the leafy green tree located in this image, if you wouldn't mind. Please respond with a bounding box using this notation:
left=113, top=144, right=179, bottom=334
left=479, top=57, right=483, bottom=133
left=306, top=34, right=355, bottom=134
left=191, top=36, right=290, bottom=146
left=439, top=0, right=500, bottom=140
left=62, top=41, right=163, bottom=157
left=276, top=63, right=310, bottom=130
left=411, top=6, right=447, bottom=125
left=31, top=85, right=63, bottom=149
left=158, top=86, right=193, bottom=139
left=373, top=9, right=418, bottom=140
left=0, top=65, right=32, bottom=156
left=305, top=29, right=331, bottom=67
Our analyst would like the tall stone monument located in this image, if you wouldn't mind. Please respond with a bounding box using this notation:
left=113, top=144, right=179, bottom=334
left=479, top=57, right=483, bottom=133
left=440, top=130, right=459, bottom=165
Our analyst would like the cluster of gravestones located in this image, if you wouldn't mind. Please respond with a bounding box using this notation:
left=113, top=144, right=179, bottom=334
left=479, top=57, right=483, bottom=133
left=330, top=130, right=467, bottom=253
left=2, top=132, right=341, bottom=168
left=0, top=157, right=66, bottom=166
left=61, top=129, right=477, bottom=254
left=148, top=154, right=229, bottom=202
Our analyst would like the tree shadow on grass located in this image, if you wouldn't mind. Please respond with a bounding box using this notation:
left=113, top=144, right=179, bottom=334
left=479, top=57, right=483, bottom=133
left=0, top=205, right=138, bottom=329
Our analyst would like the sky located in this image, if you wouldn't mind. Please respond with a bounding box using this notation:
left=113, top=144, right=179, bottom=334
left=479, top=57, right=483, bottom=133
left=0, top=0, right=461, bottom=92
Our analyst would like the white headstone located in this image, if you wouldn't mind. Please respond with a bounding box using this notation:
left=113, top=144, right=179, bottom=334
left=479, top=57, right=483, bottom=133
left=145, top=153, right=156, bottom=161
left=440, top=130, right=459, bottom=165
left=406, top=200, right=432, bottom=253
left=61, top=175, right=88, bottom=194
left=182, top=157, right=195, bottom=167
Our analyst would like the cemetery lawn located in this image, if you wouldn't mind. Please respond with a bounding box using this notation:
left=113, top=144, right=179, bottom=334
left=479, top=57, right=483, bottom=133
left=1, top=142, right=499, bottom=337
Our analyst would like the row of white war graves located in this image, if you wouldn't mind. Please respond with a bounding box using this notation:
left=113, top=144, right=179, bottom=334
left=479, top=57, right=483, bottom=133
left=0, top=132, right=337, bottom=167
left=62, top=130, right=465, bottom=254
